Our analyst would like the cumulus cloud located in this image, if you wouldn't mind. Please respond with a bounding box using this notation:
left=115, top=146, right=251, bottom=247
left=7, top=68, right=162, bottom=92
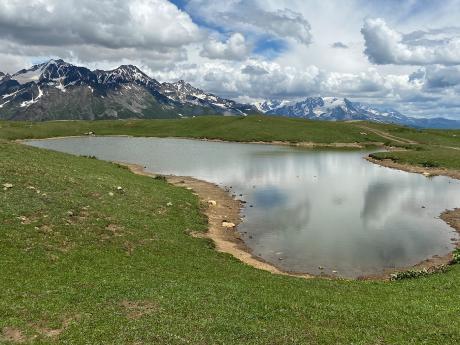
left=185, top=0, right=312, bottom=45
left=410, top=66, right=460, bottom=89
left=200, top=33, right=250, bottom=61
left=0, top=0, right=201, bottom=70
left=0, top=0, right=201, bottom=49
left=361, top=18, right=460, bottom=65
left=155, top=60, right=406, bottom=100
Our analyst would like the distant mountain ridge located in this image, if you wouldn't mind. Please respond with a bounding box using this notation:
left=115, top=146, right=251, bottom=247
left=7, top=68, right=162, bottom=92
left=0, top=59, right=257, bottom=121
left=254, top=97, right=460, bottom=129
left=1, top=60, right=460, bottom=128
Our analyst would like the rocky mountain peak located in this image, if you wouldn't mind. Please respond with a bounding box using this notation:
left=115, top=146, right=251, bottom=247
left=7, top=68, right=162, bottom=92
left=0, top=59, right=258, bottom=120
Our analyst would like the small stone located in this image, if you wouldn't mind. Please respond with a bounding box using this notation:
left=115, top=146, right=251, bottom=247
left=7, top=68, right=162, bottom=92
left=222, top=221, right=236, bottom=228
left=2, top=183, right=13, bottom=190
left=116, top=186, right=123, bottom=191
left=108, top=192, right=114, bottom=196
left=66, top=211, right=74, bottom=217
left=318, top=266, right=324, bottom=270
left=208, top=200, right=217, bottom=206
left=421, top=206, right=426, bottom=209
left=332, top=270, right=338, bottom=274
left=166, top=202, right=173, bottom=207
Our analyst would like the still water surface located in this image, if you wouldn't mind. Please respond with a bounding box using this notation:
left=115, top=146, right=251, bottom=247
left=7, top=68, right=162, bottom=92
left=26, top=137, right=460, bottom=278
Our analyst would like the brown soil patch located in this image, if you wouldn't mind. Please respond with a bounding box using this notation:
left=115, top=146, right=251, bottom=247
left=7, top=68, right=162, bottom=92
left=32, top=316, right=78, bottom=339
left=120, top=300, right=158, bottom=319
left=1, top=327, right=25, bottom=343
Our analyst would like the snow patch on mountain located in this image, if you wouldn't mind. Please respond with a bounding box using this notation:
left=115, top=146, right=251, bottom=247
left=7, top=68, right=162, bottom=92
left=253, top=99, right=292, bottom=113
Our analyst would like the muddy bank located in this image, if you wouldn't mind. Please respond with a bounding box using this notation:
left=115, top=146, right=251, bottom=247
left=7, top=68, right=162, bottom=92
left=366, top=156, right=460, bottom=180
left=120, top=162, right=313, bottom=279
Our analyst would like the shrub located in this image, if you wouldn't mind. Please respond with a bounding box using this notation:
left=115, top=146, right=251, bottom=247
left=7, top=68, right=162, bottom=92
left=390, top=265, right=449, bottom=281
left=420, top=160, right=440, bottom=168
left=452, top=248, right=460, bottom=264
left=154, top=175, right=167, bottom=182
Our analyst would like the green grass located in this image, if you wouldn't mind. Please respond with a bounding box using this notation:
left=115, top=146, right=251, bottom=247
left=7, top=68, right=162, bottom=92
left=362, top=122, right=460, bottom=148
left=0, top=116, right=386, bottom=144
left=371, top=147, right=460, bottom=170
left=1, top=138, right=460, bottom=344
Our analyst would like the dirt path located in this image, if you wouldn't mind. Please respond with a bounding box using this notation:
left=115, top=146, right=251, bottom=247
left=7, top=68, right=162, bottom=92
left=356, top=125, right=419, bottom=145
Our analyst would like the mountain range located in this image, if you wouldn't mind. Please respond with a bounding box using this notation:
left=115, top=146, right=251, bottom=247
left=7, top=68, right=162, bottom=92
left=253, top=97, right=460, bottom=129
left=1, top=59, right=459, bottom=128
left=0, top=59, right=256, bottom=121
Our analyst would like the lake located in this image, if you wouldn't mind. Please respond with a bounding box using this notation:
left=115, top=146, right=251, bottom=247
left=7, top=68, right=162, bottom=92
left=26, top=136, right=460, bottom=278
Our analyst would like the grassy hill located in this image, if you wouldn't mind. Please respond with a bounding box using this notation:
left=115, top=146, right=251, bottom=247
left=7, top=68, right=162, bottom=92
left=1, top=116, right=460, bottom=344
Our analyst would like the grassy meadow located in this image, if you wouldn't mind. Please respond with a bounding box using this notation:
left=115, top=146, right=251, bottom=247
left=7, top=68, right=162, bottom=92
left=1, top=116, right=460, bottom=344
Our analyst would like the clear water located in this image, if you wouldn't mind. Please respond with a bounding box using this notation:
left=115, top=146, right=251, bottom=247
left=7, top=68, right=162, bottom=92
left=26, top=136, right=460, bottom=278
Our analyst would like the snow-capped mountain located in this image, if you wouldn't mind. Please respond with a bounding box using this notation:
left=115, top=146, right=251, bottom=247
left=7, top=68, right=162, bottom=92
left=160, top=80, right=255, bottom=115
left=253, top=99, right=293, bottom=113
left=257, top=96, right=460, bottom=129
left=0, top=59, right=258, bottom=121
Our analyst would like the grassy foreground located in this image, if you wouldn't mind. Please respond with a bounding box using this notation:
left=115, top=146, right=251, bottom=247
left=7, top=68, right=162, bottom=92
left=1, top=140, right=460, bottom=344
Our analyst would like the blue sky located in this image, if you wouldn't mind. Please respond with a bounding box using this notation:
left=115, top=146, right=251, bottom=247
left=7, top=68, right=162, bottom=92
left=1, top=0, right=460, bottom=118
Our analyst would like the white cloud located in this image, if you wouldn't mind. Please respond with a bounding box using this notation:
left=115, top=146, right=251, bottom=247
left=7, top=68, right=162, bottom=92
left=185, top=0, right=312, bottom=45
left=0, top=0, right=201, bottom=70
left=200, top=33, right=250, bottom=61
left=155, top=60, right=406, bottom=100
left=0, top=0, right=201, bottom=49
left=361, top=18, right=460, bottom=66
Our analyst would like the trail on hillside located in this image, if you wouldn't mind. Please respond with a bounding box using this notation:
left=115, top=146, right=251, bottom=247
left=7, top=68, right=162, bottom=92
left=356, top=125, right=419, bottom=145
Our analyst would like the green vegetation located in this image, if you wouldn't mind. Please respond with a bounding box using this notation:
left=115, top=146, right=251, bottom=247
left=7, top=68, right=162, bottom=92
left=370, top=147, right=460, bottom=170
left=1, top=140, right=460, bottom=344
left=0, top=115, right=386, bottom=143
left=390, top=265, right=450, bottom=281
left=1, top=115, right=459, bottom=173
left=1, top=116, right=460, bottom=344
left=453, top=249, right=460, bottom=264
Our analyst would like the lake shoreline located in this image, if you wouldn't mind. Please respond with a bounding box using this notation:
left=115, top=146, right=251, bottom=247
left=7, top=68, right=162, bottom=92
left=119, top=162, right=315, bottom=280
left=17, top=134, right=384, bottom=150
left=121, top=161, right=460, bottom=282
left=366, top=156, right=460, bottom=181
left=20, top=137, right=460, bottom=280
